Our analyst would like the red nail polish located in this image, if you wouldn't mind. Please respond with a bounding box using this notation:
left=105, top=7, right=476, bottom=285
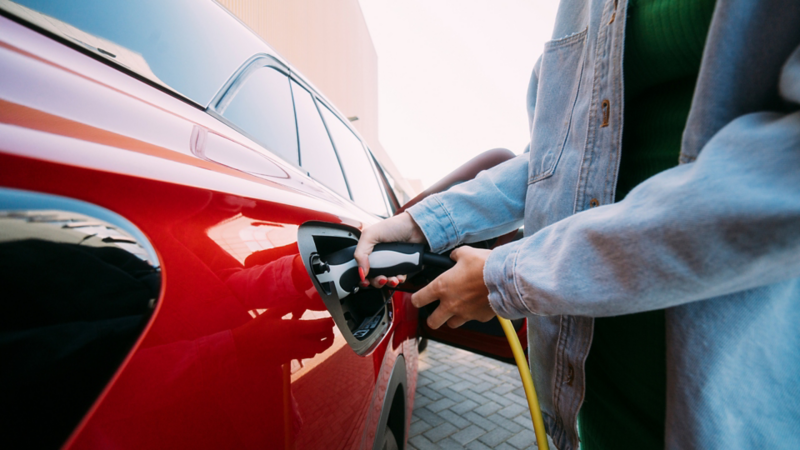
left=358, top=267, right=365, bottom=282
left=379, top=279, right=387, bottom=286
left=389, top=280, right=398, bottom=287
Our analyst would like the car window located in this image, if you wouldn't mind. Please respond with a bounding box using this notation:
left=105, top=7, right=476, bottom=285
left=220, top=67, right=299, bottom=166
left=2, top=0, right=265, bottom=106
left=319, top=105, right=389, bottom=217
left=290, top=81, right=350, bottom=198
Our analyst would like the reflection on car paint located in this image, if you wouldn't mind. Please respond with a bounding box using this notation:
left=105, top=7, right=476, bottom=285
left=0, top=188, right=161, bottom=449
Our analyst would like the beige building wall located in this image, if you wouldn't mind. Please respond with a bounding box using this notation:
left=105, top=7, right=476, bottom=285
left=217, top=0, right=416, bottom=201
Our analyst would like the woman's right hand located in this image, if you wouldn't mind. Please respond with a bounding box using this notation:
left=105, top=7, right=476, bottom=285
left=354, top=212, right=426, bottom=289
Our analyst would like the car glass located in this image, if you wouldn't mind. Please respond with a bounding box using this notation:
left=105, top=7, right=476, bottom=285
left=290, top=81, right=350, bottom=198
left=220, top=67, right=299, bottom=165
left=1, top=0, right=264, bottom=106
left=319, top=105, right=389, bottom=217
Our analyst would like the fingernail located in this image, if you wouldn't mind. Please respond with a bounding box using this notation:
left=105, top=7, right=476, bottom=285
left=389, top=280, right=398, bottom=287
left=358, top=267, right=366, bottom=282
left=359, top=280, right=370, bottom=288
left=379, top=279, right=387, bottom=286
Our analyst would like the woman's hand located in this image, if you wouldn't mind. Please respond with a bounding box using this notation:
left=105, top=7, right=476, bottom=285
left=354, top=212, right=426, bottom=288
left=411, top=246, right=496, bottom=329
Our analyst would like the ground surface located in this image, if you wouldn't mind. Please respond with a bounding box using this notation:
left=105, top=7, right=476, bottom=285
left=408, top=341, right=557, bottom=449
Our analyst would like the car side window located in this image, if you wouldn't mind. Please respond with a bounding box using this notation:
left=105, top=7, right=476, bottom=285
left=220, top=67, right=299, bottom=165
left=290, top=81, right=350, bottom=198
left=319, top=105, right=389, bottom=217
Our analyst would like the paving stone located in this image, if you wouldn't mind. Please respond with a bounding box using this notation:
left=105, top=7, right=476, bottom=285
left=409, top=434, right=438, bottom=450
left=427, top=379, right=454, bottom=391
left=413, top=394, right=434, bottom=410
left=414, top=407, right=446, bottom=427
left=459, top=389, right=491, bottom=406
left=466, top=439, right=493, bottom=450
left=507, top=429, right=537, bottom=449
left=474, top=401, right=502, bottom=417
left=439, top=387, right=466, bottom=403
left=412, top=341, right=548, bottom=450
left=513, top=414, right=534, bottom=429
left=471, top=381, right=497, bottom=393
left=437, top=371, right=464, bottom=383
left=450, top=424, right=487, bottom=445
left=426, top=397, right=457, bottom=413
left=413, top=393, right=434, bottom=410
left=435, top=408, right=471, bottom=429
left=417, top=386, right=444, bottom=401
left=497, top=402, right=528, bottom=419
left=462, top=411, right=499, bottom=432
left=423, top=422, right=458, bottom=442
left=437, top=437, right=467, bottom=450
left=487, top=413, right=524, bottom=433
left=448, top=380, right=475, bottom=392
left=483, top=390, right=517, bottom=405
left=409, top=419, right=433, bottom=437
left=477, top=427, right=515, bottom=447
left=492, top=383, right=517, bottom=395
left=450, top=399, right=479, bottom=415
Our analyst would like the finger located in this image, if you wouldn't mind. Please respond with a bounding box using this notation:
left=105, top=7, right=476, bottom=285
left=370, top=275, right=388, bottom=289
left=387, top=276, right=403, bottom=288
left=449, top=246, right=464, bottom=262
left=447, top=316, right=468, bottom=328
left=426, top=304, right=453, bottom=329
left=411, top=278, right=442, bottom=308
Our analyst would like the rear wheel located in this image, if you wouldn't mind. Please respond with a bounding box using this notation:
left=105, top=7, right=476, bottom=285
left=381, top=427, right=399, bottom=450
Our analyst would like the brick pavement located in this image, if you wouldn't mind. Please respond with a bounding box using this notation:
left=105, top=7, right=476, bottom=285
left=408, top=341, right=557, bottom=450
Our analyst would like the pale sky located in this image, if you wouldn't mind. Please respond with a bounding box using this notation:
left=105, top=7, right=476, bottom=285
left=358, top=0, right=559, bottom=189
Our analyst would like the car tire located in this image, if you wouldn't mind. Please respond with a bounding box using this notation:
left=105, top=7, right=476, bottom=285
left=381, top=427, right=399, bottom=450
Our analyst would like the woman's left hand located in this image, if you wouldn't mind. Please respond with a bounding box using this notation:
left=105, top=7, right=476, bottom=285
left=411, top=246, right=496, bottom=329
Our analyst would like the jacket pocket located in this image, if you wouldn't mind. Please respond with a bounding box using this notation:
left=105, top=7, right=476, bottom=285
left=528, top=28, right=587, bottom=184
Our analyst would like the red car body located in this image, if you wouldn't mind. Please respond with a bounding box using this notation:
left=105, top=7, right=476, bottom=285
left=0, top=1, right=525, bottom=448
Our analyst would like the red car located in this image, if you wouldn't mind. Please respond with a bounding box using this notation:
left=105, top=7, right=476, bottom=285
left=0, top=1, right=527, bottom=448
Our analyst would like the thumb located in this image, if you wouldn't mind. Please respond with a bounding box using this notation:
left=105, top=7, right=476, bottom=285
left=449, top=246, right=465, bottom=262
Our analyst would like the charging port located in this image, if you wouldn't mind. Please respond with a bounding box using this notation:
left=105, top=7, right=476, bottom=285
left=297, top=222, right=392, bottom=355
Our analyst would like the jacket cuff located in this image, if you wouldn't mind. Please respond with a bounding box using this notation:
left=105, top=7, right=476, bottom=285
left=484, top=240, right=531, bottom=319
left=405, top=195, right=460, bottom=253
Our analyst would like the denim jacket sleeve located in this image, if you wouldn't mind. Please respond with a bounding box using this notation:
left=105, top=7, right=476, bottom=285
left=487, top=44, right=800, bottom=319
left=405, top=153, right=528, bottom=253
left=404, top=58, right=542, bottom=253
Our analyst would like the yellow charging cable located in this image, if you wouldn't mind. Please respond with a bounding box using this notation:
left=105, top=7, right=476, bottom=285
left=498, top=317, right=549, bottom=450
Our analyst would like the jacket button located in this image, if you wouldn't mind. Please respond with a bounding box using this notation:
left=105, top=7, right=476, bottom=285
left=601, top=99, right=610, bottom=127
left=566, top=364, right=575, bottom=385
left=589, top=198, right=600, bottom=208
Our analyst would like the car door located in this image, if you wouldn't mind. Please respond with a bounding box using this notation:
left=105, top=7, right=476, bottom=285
left=0, top=4, right=412, bottom=448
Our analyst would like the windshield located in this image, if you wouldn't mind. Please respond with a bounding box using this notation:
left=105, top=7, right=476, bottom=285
left=1, top=0, right=265, bottom=106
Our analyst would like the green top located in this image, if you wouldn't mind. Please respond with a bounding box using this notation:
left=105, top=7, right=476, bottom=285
left=577, top=0, right=715, bottom=449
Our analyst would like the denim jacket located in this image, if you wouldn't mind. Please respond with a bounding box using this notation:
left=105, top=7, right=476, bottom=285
left=406, top=1, right=800, bottom=448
